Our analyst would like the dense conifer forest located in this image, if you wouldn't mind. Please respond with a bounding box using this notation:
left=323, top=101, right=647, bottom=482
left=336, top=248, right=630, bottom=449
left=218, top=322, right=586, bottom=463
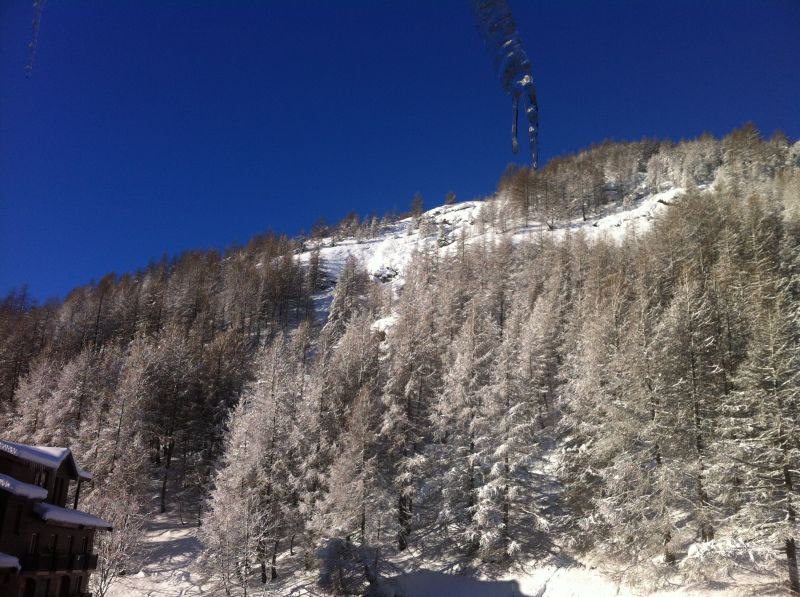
left=2, top=125, right=800, bottom=595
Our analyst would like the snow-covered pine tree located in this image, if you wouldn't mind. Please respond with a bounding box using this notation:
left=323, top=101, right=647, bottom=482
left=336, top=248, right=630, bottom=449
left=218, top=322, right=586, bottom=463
left=653, top=274, right=719, bottom=547
left=202, top=397, right=270, bottom=596
left=717, top=273, right=800, bottom=592
left=433, top=299, right=500, bottom=553
left=379, top=248, right=443, bottom=551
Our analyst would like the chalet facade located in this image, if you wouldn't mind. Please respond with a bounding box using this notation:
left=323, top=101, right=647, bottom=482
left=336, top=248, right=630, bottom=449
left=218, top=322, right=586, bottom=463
left=0, top=440, right=112, bottom=597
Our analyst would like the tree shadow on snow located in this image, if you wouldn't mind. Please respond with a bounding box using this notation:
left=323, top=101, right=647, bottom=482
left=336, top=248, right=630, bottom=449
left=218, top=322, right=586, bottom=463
left=379, top=569, right=528, bottom=597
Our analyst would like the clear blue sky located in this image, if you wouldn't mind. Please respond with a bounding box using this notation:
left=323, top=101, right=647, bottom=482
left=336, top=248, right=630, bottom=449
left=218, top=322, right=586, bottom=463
left=2, top=1, right=799, bottom=300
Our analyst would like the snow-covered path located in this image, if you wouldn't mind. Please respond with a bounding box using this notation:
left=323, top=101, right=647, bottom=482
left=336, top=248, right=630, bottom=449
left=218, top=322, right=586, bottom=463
left=107, top=512, right=208, bottom=597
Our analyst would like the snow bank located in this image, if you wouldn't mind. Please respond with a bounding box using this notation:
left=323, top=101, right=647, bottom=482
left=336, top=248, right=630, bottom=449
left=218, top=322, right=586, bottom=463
left=0, top=552, right=20, bottom=571
left=0, top=473, right=48, bottom=500
left=371, top=315, right=397, bottom=334
left=33, top=502, right=113, bottom=530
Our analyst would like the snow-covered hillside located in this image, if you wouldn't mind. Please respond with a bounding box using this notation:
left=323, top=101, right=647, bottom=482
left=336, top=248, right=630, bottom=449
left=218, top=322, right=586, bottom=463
left=301, top=186, right=684, bottom=304
left=6, top=129, right=797, bottom=597
left=110, top=187, right=708, bottom=597
left=103, top=157, right=800, bottom=597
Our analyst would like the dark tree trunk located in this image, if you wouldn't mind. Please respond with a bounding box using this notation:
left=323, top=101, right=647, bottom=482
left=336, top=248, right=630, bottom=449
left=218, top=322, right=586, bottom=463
left=160, top=438, right=174, bottom=514
left=271, top=540, right=279, bottom=580
left=786, top=538, right=800, bottom=594
left=397, top=494, right=411, bottom=551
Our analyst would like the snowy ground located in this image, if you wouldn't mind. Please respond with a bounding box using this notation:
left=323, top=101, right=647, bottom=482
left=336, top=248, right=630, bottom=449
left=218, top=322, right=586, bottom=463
left=106, top=511, right=209, bottom=597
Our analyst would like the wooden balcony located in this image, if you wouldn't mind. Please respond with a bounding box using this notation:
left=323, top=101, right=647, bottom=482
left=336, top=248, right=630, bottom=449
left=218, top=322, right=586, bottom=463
left=20, top=553, right=53, bottom=571
left=19, top=551, right=99, bottom=572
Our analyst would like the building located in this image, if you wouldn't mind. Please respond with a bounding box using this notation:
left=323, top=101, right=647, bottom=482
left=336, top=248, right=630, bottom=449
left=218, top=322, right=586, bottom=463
left=0, top=439, right=112, bottom=597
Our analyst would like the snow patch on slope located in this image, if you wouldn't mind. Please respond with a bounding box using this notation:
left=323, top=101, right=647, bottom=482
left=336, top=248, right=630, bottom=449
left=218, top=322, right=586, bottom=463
left=297, top=201, right=483, bottom=287
left=300, top=188, right=685, bottom=296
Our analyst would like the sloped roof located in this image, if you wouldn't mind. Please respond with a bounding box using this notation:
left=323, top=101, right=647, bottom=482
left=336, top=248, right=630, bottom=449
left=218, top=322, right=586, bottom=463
left=0, top=439, right=92, bottom=480
left=0, top=552, right=20, bottom=571
left=33, top=502, right=112, bottom=531
left=0, top=473, right=48, bottom=500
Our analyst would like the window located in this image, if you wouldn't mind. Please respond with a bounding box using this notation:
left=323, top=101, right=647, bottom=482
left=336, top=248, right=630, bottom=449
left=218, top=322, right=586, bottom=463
left=81, top=536, right=89, bottom=554
left=33, top=468, right=49, bottom=488
left=66, top=535, right=74, bottom=555
left=48, top=533, right=58, bottom=554
left=29, top=533, right=38, bottom=554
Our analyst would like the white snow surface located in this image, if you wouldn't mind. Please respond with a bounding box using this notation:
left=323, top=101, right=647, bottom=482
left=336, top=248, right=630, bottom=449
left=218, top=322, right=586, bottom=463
left=298, top=189, right=684, bottom=299
left=0, top=439, right=92, bottom=479
left=371, top=314, right=398, bottom=334
left=33, top=502, right=113, bottom=530
left=298, top=201, right=484, bottom=287
left=0, top=472, right=48, bottom=500
left=0, top=439, right=69, bottom=469
left=106, top=511, right=209, bottom=597
left=0, top=552, right=20, bottom=571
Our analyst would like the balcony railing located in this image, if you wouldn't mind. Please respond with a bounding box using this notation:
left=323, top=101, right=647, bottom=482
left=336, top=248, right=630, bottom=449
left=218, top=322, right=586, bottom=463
left=54, top=554, right=72, bottom=570
left=20, top=553, right=53, bottom=571
left=19, top=551, right=99, bottom=572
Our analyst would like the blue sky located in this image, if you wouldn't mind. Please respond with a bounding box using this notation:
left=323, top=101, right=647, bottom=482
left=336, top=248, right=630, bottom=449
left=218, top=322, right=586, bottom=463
left=2, top=0, right=799, bottom=300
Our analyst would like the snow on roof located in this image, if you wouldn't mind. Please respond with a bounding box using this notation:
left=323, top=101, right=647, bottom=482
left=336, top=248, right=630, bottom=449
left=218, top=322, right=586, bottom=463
left=0, top=473, right=48, bottom=501
left=33, top=502, right=112, bottom=531
left=0, top=440, right=67, bottom=469
left=0, top=439, right=92, bottom=480
left=0, top=552, right=20, bottom=571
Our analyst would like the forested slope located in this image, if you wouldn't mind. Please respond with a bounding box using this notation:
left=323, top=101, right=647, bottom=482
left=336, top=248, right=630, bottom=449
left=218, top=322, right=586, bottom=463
left=2, top=125, right=799, bottom=595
